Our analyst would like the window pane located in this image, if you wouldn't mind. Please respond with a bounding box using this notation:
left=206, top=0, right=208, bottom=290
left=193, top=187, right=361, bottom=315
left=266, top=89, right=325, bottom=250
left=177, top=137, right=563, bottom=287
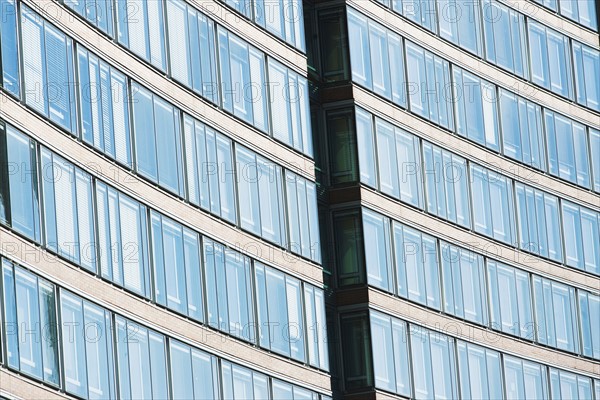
left=363, top=208, right=392, bottom=292
left=169, top=341, right=194, bottom=400
left=370, top=312, right=395, bottom=392
left=347, top=8, right=372, bottom=88
left=376, top=119, right=400, bottom=198
left=60, top=292, right=88, bottom=398
left=4, top=126, right=40, bottom=241
left=236, top=147, right=260, bottom=235
left=1, top=0, right=20, bottom=97
left=356, top=108, right=376, bottom=187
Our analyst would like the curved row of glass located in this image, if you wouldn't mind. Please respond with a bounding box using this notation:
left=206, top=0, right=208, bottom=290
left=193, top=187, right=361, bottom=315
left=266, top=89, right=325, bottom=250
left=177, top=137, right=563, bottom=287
left=370, top=0, right=599, bottom=108
left=341, top=308, right=600, bottom=399
left=0, top=121, right=329, bottom=371
left=0, top=0, right=314, bottom=158
left=531, top=0, right=598, bottom=31
left=0, top=257, right=331, bottom=400
left=334, top=206, right=599, bottom=360
left=345, top=7, right=600, bottom=192
left=0, top=2, right=321, bottom=262
left=329, top=106, right=599, bottom=275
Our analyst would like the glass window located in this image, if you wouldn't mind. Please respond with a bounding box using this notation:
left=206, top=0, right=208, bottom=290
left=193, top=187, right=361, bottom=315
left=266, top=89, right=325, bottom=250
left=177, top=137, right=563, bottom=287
left=221, top=361, right=269, bottom=400
left=236, top=146, right=285, bottom=244
left=285, top=172, right=321, bottom=262
left=369, top=311, right=411, bottom=397
left=255, top=263, right=309, bottom=362
left=486, top=260, right=534, bottom=339
left=116, top=317, right=169, bottom=400
left=406, top=42, right=454, bottom=130
left=304, top=285, right=330, bottom=370
left=394, top=223, right=441, bottom=309
left=410, top=324, right=457, bottom=400
left=515, top=183, right=563, bottom=261
left=590, top=129, right=600, bottom=193
left=376, top=119, right=400, bottom=199
left=363, top=209, right=392, bottom=292
left=441, top=242, right=487, bottom=325
left=544, top=110, right=592, bottom=188
left=150, top=213, right=204, bottom=319
left=470, top=165, right=514, bottom=244
left=422, top=142, right=470, bottom=228
left=116, top=0, right=166, bottom=70
left=0, top=126, right=41, bottom=242
left=131, top=84, right=184, bottom=196
left=327, top=109, right=358, bottom=184
left=333, top=211, right=364, bottom=286
left=395, top=126, right=422, bottom=208
left=370, top=312, right=396, bottom=392
left=561, top=202, right=599, bottom=275
left=95, top=182, right=150, bottom=295
left=347, top=8, right=372, bottom=89
left=64, top=0, right=114, bottom=35
left=183, top=117, right=236, bottom=223
left=165, top=3, right=220, bottom=103
left=453, top=68, right=499, bottom=151
left=438, top=0, right=482, bottom=56
left=482, top=0, right=528, bottom=78
left=559, top=0, right=598, bottom=31
left=533, top=277, right=579, bottom=352
left=169, top=340, right=219, bottom=400
left=578, top=291, right=600, bottom=359
left=550, top=368, right=593, bottom=400
left=40, top=149, right=95, bottom=271
left=60, top=291, right=115, bottom=399
left=77, top=47, right=131, bottom=167
left=499, top=89, right=545, bottom=171
left=572, top=42, right=599, bottom=111
left=1, top=0, right=20, bottom=97
left=504, top=356, right=549, bottom=400
left=356, top=108, right=376, bottom=187
left=1, top=262, right=59, bottom=384
left=528, top=21, right=573, bottom=99
left=401, top=0, right=437, bottom=32
left=457, top=341, right=503, bottom=400
left=203, top=239, right=254, bottom=341
left=216, top=30, right=270, bottom=129
left=21, top=6, right=77, bottom=132
left=268, top=59, right=313, bottom=157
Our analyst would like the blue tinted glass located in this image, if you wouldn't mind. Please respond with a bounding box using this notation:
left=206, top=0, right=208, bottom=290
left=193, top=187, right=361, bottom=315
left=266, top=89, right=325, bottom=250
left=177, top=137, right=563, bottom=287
left=363, top=209, right=392, bottom=291
left=1, top=0, right=20, bottom=97
left=60, top=292, right=88, bottom=398
left=183, top=229, right=203, bottom=321
left=154, top=99, right=183, bottom=195
left=355, top=108, right=377, bottom=187
left=370, top=312, right=395, bottom=392
left=6, top=127, right=40, bottom=242
left=347, top=8, right=372, bottom=89
left=169, top=341, right=194, bottom=400
left=132, top=85, right=158, bottom=181
left=573, top=43, right=600, bottom=111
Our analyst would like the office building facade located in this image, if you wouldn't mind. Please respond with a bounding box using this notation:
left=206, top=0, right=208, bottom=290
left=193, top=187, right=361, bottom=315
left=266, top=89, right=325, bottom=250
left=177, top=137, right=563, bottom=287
left=0, top=0, right=598, bottom=399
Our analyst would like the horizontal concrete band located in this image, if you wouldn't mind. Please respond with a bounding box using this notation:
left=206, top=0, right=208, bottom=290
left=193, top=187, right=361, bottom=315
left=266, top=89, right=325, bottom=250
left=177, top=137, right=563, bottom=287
left=353, top=87, right=600, bottom=210
left=0, top=95, right=324, bottom=285
left=24, top=0, right=316, bottom=180
left=0, top=228, right=332, bottom=393
left=500, top=0, right=600, bottom=48
left=358, top=187, right=600, bottom=292
left=367, top=288, right=600, bottom=377
left=348, top=0, right=600, bottom=129
left=0, top=369, right=73, bottom=400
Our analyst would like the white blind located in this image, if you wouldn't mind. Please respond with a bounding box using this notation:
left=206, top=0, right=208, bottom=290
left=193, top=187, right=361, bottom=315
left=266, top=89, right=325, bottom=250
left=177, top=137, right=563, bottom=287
left=21, top=8, right=45, bottom=114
